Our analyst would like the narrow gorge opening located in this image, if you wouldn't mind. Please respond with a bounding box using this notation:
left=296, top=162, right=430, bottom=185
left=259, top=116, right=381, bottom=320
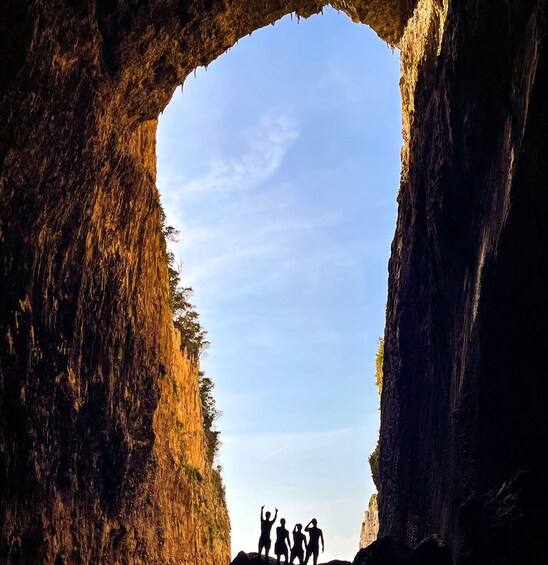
left=156, top=9, right=401, bottom=561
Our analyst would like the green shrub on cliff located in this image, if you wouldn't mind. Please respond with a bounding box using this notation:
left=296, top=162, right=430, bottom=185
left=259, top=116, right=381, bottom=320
left=212, top=464, right=227, bottom=506
left=369, top=444, right=380, bottom=489
left=160, top=206, right=221, bottom=463
left=369, top=338, right=384, bottom=489
left=199, top=371, right=222, bottom=463
left=160, top=207, right=210, bottom=359
left=375, top=338, right=384, bottom=395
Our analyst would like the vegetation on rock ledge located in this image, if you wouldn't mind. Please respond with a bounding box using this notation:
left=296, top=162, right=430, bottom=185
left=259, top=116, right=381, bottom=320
left=369, top=338, right=384, bottom=489
left=160, top=207, right=221, bottom=464
left=375, top=338, right=384, bottom=395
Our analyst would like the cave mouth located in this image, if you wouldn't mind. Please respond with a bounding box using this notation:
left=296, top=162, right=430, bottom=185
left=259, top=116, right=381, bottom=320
left=5, top=1, right=547, bottom=563
left=157, top=9, right=401, bottom=560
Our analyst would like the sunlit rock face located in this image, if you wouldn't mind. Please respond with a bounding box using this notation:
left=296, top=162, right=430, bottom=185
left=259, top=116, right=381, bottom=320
left=360, top=494, right=379, bottom=548
left=0, top=0, right=546, bottom=563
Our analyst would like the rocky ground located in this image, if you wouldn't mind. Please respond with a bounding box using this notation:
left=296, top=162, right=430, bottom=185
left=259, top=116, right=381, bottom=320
left=231, top=552, right=351, bottom=565
left=231, top=534, right=452, bottom=564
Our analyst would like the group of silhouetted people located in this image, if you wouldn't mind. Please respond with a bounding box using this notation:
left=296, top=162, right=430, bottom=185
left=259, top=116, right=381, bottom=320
left=259, top=506, right=325, bottom=565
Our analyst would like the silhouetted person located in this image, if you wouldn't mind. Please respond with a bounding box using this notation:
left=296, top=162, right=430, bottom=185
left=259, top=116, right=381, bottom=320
left=290, top=523, right=307, bottom=564
left=274, top=518, right=291, bottom=564
left=259, top=505, right=278, bottom=560
left=304, top=519, right=324, bottom=565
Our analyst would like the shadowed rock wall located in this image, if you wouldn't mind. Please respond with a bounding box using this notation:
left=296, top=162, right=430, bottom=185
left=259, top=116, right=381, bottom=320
left=380, top=0, right=548, bottom=562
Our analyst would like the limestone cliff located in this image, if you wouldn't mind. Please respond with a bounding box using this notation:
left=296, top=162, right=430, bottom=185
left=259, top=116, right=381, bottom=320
left=359, top=494, right=379, bottom=549
left=1, top=0, right=547, bottom=563
left=0, top=105, right=230, bottom=563
left=380, top=0, right=548, bottom=562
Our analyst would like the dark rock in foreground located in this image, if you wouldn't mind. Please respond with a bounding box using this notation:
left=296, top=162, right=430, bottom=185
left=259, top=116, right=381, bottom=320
left=231, top=551, right=351, bottom=565
left=410, top=536, right=452, bottom=565
left=352, top=536, right=411, bottom=565
left=351, top=535, right=455, bottom=565
left=231, top=552, right=275, bottom=565
left=233, top=532, right=458, bottom=565
left=457, top=468, right=548, bottom=565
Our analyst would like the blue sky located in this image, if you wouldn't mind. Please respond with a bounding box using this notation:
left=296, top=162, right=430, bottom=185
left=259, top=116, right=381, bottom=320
left=157, top=8, right=401, bottom=562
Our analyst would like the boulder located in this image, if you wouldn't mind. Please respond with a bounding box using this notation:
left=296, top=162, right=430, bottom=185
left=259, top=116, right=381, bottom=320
left=352, top=535, right=411, bottom=565
left=231, top=552, right=276, bottom=564
left=231, top=552, right=351, bottom=565
left=410, top=536, right=452, bottom=565
left=457, top=468, right=548, bottom=565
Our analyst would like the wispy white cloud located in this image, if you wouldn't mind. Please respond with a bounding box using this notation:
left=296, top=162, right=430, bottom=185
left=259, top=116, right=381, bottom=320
left=224, top=425, right=359, bottom=447
left=180, top=114, right=300, bottom=194
left=164, top=178, right=352, bottom=300
left=260, top=444, right=291, bottom=462
left=181, top=244, right=274, bottom=287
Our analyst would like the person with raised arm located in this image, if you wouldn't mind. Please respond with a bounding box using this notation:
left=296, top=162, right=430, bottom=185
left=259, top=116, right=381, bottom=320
left=258, top=505, right=278, bottom=561
left=303, top=519, right=324, bottom=565
left=290, top=523, right=307, bottom=564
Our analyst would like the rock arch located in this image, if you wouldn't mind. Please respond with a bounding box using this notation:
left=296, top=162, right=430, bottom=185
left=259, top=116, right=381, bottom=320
left=1, top=0, right=547, bottom=563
